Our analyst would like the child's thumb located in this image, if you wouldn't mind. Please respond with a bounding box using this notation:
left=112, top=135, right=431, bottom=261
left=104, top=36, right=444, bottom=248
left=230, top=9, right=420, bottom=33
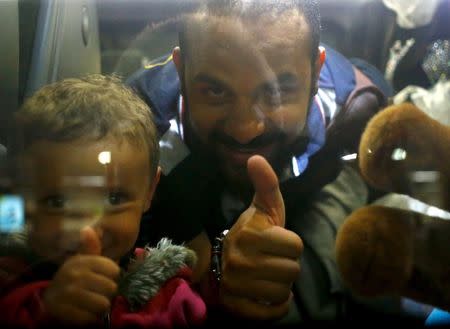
left=79, top=226, right=102, bottom=255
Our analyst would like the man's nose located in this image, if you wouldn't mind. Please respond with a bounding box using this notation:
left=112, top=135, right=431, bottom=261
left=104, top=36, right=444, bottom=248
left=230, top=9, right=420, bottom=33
left=224, top=100, right=266, bottom=144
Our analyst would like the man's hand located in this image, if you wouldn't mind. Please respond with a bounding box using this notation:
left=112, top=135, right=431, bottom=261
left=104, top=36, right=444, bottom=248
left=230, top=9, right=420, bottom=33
left=43, top=227, right=120, bottom=326
left=220, top=155, right=303, bottom=320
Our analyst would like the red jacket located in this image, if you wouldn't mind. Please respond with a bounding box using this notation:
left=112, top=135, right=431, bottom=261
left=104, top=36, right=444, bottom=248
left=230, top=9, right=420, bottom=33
left=0, top=241, right=207, bottom=329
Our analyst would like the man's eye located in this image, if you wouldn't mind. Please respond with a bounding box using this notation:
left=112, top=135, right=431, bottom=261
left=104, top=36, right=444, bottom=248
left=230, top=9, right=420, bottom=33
left=264, top=87, right=282, bottom=105
left=41, top=195, right=66, bottom=209
left=204, top=86, right=226, bottom=98
left=107, top=192, right=128, bottom=206
left=265, top=85, right=297, bottom=105
left=281, top=84, right=299, bottom=97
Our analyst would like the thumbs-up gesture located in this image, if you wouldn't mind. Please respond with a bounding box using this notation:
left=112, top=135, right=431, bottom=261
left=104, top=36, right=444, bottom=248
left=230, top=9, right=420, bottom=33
left=43, top=227, right=120, bottom=325
left=219, top=156, right=303, bottom=320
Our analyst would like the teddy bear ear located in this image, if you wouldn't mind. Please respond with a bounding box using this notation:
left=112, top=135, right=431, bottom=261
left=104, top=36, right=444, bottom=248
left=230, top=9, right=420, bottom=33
left=358, top=102, right=450, bottom=198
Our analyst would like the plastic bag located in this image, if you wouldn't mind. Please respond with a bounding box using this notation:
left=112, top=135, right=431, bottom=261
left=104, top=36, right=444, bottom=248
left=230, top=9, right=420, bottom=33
left=382, top=0, right=440, bottom=29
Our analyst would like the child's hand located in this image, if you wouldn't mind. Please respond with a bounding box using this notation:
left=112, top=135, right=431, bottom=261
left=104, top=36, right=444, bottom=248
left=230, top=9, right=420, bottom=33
left=43, top=227, right=120, bottom=326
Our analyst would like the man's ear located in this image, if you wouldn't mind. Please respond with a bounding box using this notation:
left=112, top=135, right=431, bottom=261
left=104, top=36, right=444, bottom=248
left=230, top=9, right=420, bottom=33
left=143, top=166, right=161, bottom=212
left=172, top=46, right=183, bottom=79
left=312, top=46, right=326, bottom=95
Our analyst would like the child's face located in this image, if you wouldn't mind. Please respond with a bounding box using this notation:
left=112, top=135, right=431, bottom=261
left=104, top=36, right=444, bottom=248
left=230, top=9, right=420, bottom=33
left=19, top=137, right=158, bottom=264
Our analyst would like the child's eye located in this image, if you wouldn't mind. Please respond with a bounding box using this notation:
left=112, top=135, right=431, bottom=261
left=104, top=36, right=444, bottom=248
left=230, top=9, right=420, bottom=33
left=41, top=195, right=66, bottom=209
left=107, top=191, right=128, bottom=206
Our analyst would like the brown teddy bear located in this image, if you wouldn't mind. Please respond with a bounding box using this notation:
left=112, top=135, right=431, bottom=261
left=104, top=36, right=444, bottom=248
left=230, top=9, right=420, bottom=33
left=336, top=102, right=450, bottom=314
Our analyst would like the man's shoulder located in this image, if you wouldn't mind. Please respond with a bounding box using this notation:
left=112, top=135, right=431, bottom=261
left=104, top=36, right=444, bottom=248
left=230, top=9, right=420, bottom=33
left=126, top=53, right=181, bottom=137
left=319, top=44, right=391, bottom=109
left=127, top=54, right=177, bottom=89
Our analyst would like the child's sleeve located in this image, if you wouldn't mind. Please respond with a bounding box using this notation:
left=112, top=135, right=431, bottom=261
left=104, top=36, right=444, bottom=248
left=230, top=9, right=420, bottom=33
left=0, top=281, right=53, bottom=328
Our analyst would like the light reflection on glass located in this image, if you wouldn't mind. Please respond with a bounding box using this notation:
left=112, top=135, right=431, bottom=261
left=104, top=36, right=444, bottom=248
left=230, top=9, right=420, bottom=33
left=98, top=151, right=111, bottom=165
left=391, top=148, right=407, bottom=161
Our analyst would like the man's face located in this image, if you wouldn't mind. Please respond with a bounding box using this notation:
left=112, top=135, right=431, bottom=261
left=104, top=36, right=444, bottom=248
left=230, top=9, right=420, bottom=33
left=177, top=13, right=322, bottom=189
left=19, top=137, right=158, bottom=264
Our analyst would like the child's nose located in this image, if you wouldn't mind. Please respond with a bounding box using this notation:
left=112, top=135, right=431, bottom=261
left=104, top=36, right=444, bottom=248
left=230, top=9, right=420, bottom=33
left=64, top=203, right=104, bottom=227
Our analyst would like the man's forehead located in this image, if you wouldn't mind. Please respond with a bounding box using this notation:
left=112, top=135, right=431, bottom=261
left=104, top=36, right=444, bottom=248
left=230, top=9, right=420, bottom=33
left=188, top=12, right=311, bottom=71
left=186, top=10, right=310, bottom=58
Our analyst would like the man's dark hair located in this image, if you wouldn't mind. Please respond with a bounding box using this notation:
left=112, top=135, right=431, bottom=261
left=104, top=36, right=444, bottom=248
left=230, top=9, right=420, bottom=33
left=179, top=0, right=321, bottom=64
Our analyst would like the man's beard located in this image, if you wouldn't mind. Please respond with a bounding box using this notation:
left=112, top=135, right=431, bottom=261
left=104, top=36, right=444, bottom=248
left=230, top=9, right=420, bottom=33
left=183, top=115, right=309, bottom=198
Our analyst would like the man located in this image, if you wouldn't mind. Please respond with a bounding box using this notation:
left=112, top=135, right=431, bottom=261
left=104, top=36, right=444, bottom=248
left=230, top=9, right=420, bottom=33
left=127, top=0, right=399, bottom=324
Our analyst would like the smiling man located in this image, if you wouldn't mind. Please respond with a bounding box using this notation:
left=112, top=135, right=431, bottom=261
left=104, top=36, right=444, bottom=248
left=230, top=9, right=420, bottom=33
left=128, top=0, right=398, bottom=324
left=177, top=7, right=319, bottom=195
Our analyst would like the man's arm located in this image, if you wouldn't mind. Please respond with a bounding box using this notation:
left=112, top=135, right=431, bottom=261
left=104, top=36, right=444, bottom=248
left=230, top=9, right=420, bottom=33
left=282, top=164, right=403, bottom=323
left=285, top=164, right=368, bottom=321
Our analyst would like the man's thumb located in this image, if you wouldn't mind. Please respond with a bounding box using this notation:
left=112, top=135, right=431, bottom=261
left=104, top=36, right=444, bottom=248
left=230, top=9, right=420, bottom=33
left=79, top=226, right=102, bottom=255
left=248, top=155, right=285, bottom=227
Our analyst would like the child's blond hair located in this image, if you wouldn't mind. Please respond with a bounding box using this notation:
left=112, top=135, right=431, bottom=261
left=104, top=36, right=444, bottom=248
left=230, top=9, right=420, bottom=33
left=14, top=74, right=159, bottom=178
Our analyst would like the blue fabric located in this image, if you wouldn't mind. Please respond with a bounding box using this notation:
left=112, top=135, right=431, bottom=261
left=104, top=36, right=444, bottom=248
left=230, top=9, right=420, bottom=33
left=426, top=308, right=450, bottom=326
left=294, top=100, right=326, bottom=175
left=127, top=56, right=180, bottom=137
left=319, top=44, right=356, bottom=106
left=291, top=43, right=357, bottom=174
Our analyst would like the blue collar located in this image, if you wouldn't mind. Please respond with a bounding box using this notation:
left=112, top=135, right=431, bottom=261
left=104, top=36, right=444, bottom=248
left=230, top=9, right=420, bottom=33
left=292, top=95, right=326, bottom=176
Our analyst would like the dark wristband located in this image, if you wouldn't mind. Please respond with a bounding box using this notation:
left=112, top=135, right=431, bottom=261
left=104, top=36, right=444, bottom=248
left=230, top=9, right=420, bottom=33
left=211, top=229, right=229, bottom=283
